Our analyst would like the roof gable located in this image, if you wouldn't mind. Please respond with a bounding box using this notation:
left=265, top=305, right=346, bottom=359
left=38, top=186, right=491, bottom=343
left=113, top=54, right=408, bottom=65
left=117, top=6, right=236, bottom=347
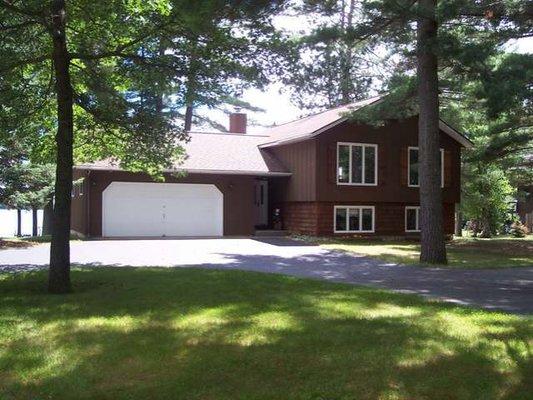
left=258, top=96, right=473, bottom=149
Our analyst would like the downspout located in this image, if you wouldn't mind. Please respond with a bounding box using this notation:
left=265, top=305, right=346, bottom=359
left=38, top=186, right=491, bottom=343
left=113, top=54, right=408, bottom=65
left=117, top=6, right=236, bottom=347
left=85, top=170, right=91, bottom=237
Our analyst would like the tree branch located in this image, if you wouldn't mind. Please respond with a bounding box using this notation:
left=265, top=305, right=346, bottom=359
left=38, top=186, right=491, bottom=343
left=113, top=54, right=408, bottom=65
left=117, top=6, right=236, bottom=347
left=0, top=0, right=47, bottom=29
left=0, top=19, right=39, bottom=31
left=0, top=54, right=50, bottom=72
left=69, top=21, right=174, bottom=62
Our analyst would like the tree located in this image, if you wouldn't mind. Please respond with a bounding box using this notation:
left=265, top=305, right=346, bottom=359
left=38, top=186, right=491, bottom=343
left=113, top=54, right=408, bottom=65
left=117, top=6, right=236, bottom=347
left=462, top=164, right=514, bottom=237
left=331, top=0, right=532, bottom=263
left=165, top=1, right=288, bottom=131
left=0, top=134, right=25, bottom=236
left=416, top=0, right=446, bottom=262
left=0, top=162, right=55, bottom=236
left=1, top=0, right=188, bottom=292
left=440, top=47, right=532, bottom=237
left=282, top=0, right=377, bottom=110
left=1, top=0, right=289, bottom=292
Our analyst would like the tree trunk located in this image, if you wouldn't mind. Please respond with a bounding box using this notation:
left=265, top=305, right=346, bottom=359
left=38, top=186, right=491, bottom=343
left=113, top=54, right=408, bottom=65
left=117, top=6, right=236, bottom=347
left=48, top=0, right=73, bottom=294
left=454, top=210, right=462, bottom=236
left=32, top=208, right=38, bottom=237
left=16, top=209, right=22, bottom=237
left=417, top=0, right=447, bottom=264
left=42, top=200, right=53, bottom=236
left=184, top=104, right=193, bottom=131
left=339, top=0, right=356, bottom=104
left=454, top=203, right=462, bottom=237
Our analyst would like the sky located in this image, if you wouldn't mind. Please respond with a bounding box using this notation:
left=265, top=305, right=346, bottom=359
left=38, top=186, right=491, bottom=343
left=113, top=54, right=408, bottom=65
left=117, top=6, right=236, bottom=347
left=196, top=18, right=533, bottom=135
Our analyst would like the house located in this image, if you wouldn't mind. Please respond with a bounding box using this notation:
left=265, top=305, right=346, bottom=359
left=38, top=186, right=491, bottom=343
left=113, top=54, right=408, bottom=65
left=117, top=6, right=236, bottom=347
left=71, top=96, right=473, bottom=238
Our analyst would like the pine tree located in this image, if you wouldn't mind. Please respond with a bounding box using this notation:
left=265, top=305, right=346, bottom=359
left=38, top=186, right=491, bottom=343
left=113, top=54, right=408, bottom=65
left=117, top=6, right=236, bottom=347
left=345, top=0, right=531, bottom=263
left=0, top=0, right=288, bottom=292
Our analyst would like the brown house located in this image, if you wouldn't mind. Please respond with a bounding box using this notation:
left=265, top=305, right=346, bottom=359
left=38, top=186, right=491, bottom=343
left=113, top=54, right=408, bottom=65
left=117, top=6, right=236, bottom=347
left=71, top=96, right=473, bottom=238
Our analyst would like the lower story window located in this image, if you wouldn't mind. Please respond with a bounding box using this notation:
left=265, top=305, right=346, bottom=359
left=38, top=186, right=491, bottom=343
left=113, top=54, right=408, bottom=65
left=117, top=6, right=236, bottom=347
left=405, top=206, right=420, bottom=232
left=334, top=206, right=375, bottom=233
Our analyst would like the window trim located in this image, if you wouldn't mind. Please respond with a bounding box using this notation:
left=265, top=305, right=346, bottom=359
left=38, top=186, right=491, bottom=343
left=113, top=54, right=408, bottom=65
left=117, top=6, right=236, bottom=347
left=336, top=142, right=378, bottom=186
left=407, top=146, right=444, bottom=188
left=333, top=205, right=376, bottom=233
left=405, top=206, right=420, bottom=232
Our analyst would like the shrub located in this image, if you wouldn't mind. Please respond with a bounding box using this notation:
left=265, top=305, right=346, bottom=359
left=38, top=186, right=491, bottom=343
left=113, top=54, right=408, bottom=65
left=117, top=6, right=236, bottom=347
left=510, top=221, right=529, bottom=238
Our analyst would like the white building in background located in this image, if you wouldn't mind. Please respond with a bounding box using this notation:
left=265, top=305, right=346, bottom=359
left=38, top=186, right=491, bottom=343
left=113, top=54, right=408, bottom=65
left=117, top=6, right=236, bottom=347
left=0, top=207, right=43, bottom=237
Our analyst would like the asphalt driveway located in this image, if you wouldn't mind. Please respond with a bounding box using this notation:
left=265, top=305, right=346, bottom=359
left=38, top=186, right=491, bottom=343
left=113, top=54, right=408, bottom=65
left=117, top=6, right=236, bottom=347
left=1, top=237, right=531, bottom=314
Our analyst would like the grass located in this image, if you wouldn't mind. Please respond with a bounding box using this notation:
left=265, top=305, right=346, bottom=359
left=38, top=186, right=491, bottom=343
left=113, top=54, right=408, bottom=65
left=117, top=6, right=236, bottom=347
left=315, top=235, right=533, bottom=269
left=0, top=235, right=81, bottom=249
left=1, top=268, right=531, bottom=399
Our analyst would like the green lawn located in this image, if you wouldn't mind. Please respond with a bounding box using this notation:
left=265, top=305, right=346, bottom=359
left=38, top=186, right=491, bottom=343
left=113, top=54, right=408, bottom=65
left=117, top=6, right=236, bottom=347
left=1, top=268, right=531, bottom=399
left=317, top=235, right=533, bottom=268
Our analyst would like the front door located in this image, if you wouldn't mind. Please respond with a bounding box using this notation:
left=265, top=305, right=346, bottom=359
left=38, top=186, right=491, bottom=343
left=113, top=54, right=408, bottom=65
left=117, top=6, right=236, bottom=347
left=254, top=180, right=268, bottom=227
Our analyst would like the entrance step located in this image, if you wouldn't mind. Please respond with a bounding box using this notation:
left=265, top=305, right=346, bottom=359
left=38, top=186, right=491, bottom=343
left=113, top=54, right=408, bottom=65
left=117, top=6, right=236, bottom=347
left=254, top=229, right=288, bottom=237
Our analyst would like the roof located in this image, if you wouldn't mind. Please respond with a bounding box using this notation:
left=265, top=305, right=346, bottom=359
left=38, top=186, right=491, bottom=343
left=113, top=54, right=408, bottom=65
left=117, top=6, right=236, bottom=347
left=179, top=132, right=289, bottom=175
left=75, top=132, right=291, bottom=176
left=76, top=95, right=473, bottom=175
left=258, top=95, right=473, bottom=148
left=258, top=96, right=384, bottom=147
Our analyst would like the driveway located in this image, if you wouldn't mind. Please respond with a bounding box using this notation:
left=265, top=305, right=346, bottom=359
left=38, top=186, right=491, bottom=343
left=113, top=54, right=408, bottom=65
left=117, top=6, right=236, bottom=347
left=1, top=237, right=531, bottom=314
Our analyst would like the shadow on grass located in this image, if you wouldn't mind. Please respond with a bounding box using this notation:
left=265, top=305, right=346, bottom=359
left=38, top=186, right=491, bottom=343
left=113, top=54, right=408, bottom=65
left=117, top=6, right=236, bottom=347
left=0, top=267, right=531, bottom=399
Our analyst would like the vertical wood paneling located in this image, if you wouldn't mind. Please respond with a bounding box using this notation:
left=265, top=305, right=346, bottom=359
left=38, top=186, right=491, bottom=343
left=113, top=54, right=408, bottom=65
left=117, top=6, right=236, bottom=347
left=269, top=139, right=317, bottom=202
left=315, top=117, right=462, bottom=204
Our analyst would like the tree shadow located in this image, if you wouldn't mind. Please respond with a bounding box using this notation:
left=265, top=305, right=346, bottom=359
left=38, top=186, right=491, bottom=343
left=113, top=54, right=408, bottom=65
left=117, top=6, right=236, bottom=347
left=1, top=267, right=531, bottom=399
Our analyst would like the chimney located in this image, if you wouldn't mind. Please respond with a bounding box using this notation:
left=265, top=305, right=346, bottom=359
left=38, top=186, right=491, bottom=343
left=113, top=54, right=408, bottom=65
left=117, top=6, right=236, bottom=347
left=229, top=113, right=247, bottom=134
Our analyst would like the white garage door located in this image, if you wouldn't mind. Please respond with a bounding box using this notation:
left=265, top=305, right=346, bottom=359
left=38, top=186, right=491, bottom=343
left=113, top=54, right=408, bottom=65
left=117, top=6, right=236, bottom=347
left=102, top=182, right=223, bottom=237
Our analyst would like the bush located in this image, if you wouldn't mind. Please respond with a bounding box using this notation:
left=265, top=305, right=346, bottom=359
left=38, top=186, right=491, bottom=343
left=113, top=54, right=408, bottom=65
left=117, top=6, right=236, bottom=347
left=510, top=221, right=529, bottom=238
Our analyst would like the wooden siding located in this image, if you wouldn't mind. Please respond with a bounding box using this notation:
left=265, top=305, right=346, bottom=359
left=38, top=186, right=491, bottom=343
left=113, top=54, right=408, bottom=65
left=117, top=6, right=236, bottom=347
left=315, top=117, right=462, bottom=204
left=71, top=169, right=89, bottom=236
left=268, top=139, right=317, bottom=202
left=80, top=170, right=257, bottom=237
left=277, top=202, right=318, bottom=235
left=278, top=201, right=455, bottom=236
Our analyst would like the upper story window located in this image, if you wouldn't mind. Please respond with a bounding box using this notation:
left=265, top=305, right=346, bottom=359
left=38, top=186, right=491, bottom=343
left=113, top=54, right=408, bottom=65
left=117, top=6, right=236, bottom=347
left=337, top=143, right=377, bottom=186
left=71, top=179, right=84, bottom=198
left=408, top=147, right=444, bottom=188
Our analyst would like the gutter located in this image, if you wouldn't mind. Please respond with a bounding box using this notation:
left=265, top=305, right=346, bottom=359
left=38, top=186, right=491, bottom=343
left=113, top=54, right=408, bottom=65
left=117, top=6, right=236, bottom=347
left=260, top=118, right=475, bottom=149
left=73, top=165, right=292, bottom=177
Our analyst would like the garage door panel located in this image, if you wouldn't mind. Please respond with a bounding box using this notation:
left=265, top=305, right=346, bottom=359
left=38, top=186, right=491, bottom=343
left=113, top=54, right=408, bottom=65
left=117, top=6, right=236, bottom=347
left=102, top=182, right=223, bottom=237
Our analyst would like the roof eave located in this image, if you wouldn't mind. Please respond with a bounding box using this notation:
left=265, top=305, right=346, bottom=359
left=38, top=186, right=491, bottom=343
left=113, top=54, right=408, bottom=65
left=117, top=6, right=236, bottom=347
left=260, top=118, right=474, bottom=149
left=438, top=120, right=474, bottom=148
left=259, top=117, right=347, bottom=148
left=73, top=165, right=291, bottom=177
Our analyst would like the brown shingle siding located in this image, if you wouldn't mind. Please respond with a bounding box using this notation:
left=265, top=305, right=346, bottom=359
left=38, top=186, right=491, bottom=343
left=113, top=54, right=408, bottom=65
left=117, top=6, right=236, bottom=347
left=278, top=201, right=455, bottom=236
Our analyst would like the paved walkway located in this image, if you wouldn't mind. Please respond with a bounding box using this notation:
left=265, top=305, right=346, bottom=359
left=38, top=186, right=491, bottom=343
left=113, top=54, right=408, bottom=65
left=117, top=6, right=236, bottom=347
left=1, top=238, right=531, bottom=314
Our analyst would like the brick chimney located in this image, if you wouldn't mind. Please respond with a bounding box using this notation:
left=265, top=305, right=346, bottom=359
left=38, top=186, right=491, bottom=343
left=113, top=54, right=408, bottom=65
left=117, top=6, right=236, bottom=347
left=229, top=113, right=247, bottom=134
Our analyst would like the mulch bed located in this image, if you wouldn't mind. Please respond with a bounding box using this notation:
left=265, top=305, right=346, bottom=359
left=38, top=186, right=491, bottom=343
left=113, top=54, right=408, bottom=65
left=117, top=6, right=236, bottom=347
left=0, top=239, right=38, bottom=249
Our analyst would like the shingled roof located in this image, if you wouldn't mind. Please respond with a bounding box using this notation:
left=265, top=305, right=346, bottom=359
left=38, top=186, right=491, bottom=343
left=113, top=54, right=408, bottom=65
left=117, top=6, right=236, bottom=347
left=258, top=96, right=473, bottom=148
left=258, top=96, right=383, bottom=147
left=75, top=132, right=291, bottom=176
left=75, top=95, right=472, bottom=175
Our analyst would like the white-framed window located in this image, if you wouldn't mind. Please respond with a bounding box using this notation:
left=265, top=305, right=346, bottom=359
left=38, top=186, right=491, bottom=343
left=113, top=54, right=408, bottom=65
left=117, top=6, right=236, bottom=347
left=405, top=206, right=420, bottom=232
left=337, top=142, right=378, bottom=186
left=408, top=147, right=444, bottom=187
left=334, top=205, right=375, bottom=233
left=71, top=179, right=84, bottom=198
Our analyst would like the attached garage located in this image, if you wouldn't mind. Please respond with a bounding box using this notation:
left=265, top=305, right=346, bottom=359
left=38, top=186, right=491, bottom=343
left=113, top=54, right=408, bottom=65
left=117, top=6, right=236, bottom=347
left=102, top=182, right=223, bottom=237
